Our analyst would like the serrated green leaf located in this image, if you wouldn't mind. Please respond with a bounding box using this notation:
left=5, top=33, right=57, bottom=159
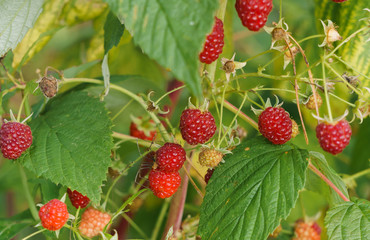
left=103, top=0, right=219, bottom=99
left=306, top=151, right=349, bottom=205
left=198, top=137, right=309, bottom=240
left=325, top=198, right=370, bottom=240
left=20, top=91, right=113, bottom=203
left=0, top=0, right=44, bottom=57
left=104, top=11, right=125, bottom=54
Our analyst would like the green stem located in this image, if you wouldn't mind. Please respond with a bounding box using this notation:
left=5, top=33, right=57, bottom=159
left=154, top=85, right=185, bottom=105
left=112, top=131, right=161, bottom=149
left=254, top=87, right=308, bottom=98
left=243, top=49, right=274, bottom=63
left=279, top=0, right=282, bottom=19
left=151, top=198, right=170, bottom=240
left=122, top=213, right=149, bottom=239
left=329, top=92, right=356, bottom=107
left=18, top=164, right=39, bottom=221
left=62, top=78, right=171, bottom=142
left=112, top=99, right=133, bottom=121
left=345, top=168, right=370, bottom=181
left=218, top=93, right=247, bottom=148
left=17, top=93, right=28, bottom=122
left=322, top=57, right=333, bottom=121
left=22, top=228, right=46, bottom=240
left=325, top=26, right=368, bottom=59
left=324, top=62, right=362, bottom=95
left=217, top=86, right=227, bottom=145
left=221, top=99, right=258, bottom=130
left=333, top=54, right=369, bottom=80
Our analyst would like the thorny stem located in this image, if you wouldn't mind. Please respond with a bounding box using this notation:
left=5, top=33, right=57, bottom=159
left=322, top=55, right=333, bottom=122
left=18, top=164, right=39, bottom=221
left=161, top=160, right=192, bottom=240
left=288, top=33, right=320, bottom=119
left=221, top=99, right=258, bottom=130
left=285, top=38, right=309, bottom=144
left=308, top=162, right=350, bottom=202
left=62, top=78, right=171, bottom=142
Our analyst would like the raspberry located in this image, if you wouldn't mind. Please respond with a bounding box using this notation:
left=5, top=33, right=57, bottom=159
left=180, top=109, right=217, bottom=145
left=291, top=119, right=299, bottom=138
left=130, top=117, right=156, bottom=141
left=38, top=199, right=69, bottom=231
left=199, top=17, right=224, bottom=64
left=258, top=107, right=292, bottom=145
left=79, top=207, right=111, bottom=238
left=204, top=168, right=214, bottom=184
left=199, top=149, right=223, bottom=168
left=156, top=143, right=186, bottom=172
left=293, top=220, right=321, bottom=240
left=316, top=120, right=351, bottom=155
left=235, top=0, right=273, bottom=31
left=305, top=93, right=322, bottom=110
left=0, top=122, right=33, bottom=159
left=67, top=188, right=90, bottom=209
left=149, top=169, right=181, bottom=198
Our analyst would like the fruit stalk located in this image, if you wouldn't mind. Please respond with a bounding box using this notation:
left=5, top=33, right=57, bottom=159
left=18, top=164, right=39, bottom=220
left=308, top=162, right=350, bottom=202
left=222, top=99, right=258, bottom=130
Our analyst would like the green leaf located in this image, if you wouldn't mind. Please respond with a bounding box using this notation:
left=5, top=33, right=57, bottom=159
left=306, top=151, right=349, bottom=205
left=0, top=0, right=44, bottom=57
left=325, top=198, right=370, bottom=240
left=198, top=137, right=309, bottom=240
left=103, top=0, right=219, bottom=99
left=0, top=210, right=34, bottom=239
left=20, top=91, right=113, bottom=203
left=30, top=178, right=61, bottom=202
left=104, top=11, right=125, bottom=54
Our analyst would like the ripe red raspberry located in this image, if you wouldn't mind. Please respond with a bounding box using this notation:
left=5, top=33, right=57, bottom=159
left=67, top=188, right=90, bottom=209
left=180, top=109, right=217, bottom=145
left=38, top=199, right=69, bottom=231
left=149, top=169, right=181, bottom=198
left=204, top=168, right=214, bottom=184
left=199, top=17, right=224, bottom=64
left=156, top=143, right=186, bottom=172
left=258, top=107, right=292, bottom=144
left=79, top=207, right=111, bottom=238
left=293, top=220, right=321, bottom=240
left=130, top=118, right=156, bottom=141
left=0, top=122, right=33, bottom=159
left=199, top=149, right=223, bottom=168
left=235, top=0, right=273, bottom=31
left=316, top=120, right=351, bottom=155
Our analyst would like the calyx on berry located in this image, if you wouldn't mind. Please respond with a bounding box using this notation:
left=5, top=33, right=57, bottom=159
left=319, top=20, right=342, bottom=48
left=264, top=19, right=289, bottom=49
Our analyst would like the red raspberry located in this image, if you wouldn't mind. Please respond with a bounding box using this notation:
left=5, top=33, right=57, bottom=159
left=79, top=207, right=111, bottom=238
left=0, top=122, right=33, bottom=159
left=149, top=169, right=181, bottom=198
left=332, top=0, right=347, bottom=2
left=258, top=107, right=292, bottom=145
left=293, top=220, right=321, bottom=240
left=199, top=17, right=224, bottom=64
left=156, top=143, right=186, bottom=172
left=130, top=118, right=156, bottom=141
left=235, top=0, right=273, bottom=31
left=180, top=109, right=217, bottom=145
left=67, top=188, right=90, bottom=209
left=316, top=120, right=351, bottom=155
left=204, top=168, right=214, bottom=184
left=38, top=199, right=69, bottom=231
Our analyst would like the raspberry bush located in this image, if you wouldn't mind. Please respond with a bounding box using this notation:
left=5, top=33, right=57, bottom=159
left=0, top=0, right=369, bottom=239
